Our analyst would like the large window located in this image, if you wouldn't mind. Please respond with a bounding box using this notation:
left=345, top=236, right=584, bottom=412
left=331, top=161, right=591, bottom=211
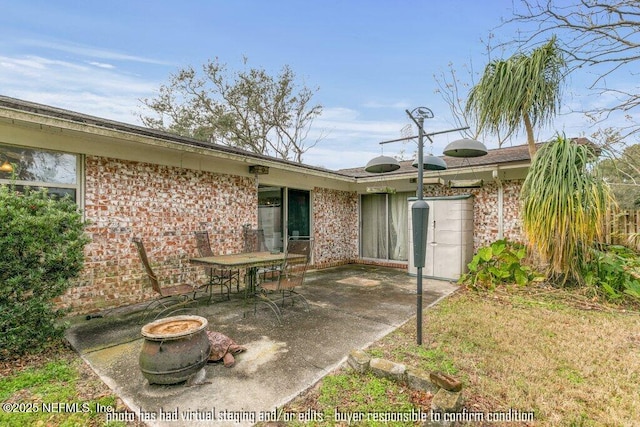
left=0, top=144, right=81, bottom=202
left=360, top=192, right=411, bottom=261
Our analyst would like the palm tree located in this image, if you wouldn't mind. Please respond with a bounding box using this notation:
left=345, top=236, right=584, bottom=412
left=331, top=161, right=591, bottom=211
left=466, top=36, right=565, bottom=158
left=520, top=135, right=613, bottom=285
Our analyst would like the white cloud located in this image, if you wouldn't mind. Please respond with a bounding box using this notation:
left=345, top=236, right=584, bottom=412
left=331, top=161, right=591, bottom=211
left=88, top=61, right=115, bottom=69
left=314, top=107, right=407, bottom=137
left=19, top=38, right=173, bottom=66
left=0, top=54, right=158, bottom=124
left=361, top=100, right=411, bottom=109
left=305, top=145, right=386, bottom=170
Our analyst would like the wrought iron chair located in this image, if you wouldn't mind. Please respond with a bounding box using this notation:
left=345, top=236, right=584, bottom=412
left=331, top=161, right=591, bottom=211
left=243, top=227, right=280, bottom=281
left=255, top=236, right=313, bottom=324
left=243, top=227, right=269, bottom=252
left=132, top=237, right=203, bottom=321
left=193, top=231, right=237, bottom=299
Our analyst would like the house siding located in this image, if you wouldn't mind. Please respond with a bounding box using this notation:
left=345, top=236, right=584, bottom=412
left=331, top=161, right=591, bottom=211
left=56, top=157, right=525, bottom=315
left=0, top=97, right=540, bottom=316
left=58, top=155, right=257, bottom=314
left=312, top=187, right=359, bottom=267
left=421, top=180, right=525, bottom=250
left=58, top=157, right=364, bottom=315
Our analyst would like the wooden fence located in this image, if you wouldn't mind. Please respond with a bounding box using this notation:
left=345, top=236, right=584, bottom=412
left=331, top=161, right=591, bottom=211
left=603, top=209, right=640, bottom=247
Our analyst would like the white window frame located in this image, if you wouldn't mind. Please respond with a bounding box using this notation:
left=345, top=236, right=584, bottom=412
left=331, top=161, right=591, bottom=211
left=0, top=143, right=84, bottom=209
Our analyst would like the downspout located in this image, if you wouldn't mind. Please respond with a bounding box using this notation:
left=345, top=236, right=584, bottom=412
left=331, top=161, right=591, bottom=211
left=492, top=169, right=504, bottom=239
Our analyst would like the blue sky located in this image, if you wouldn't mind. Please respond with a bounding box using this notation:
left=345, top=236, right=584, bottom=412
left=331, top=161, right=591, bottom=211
left=0, top=0, right=610, bottom=170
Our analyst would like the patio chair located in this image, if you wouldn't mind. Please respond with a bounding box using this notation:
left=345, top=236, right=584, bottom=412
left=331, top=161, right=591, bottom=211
left=243, top=227, right=269, bottom=252
left=255, top=236, right=313, bottom=323
left=132, top=237, right=203, bottom=321
left=194, top=231, right=237, bottom=299
left=243, top=227, right=279, bottom=281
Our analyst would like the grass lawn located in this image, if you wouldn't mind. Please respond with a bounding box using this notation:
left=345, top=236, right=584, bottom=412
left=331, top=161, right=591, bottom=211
left=280, top=286, right=640, bottom=426
left=0, top=343, right=139, bottom=427
left=2, top=285, right=639, bottom=426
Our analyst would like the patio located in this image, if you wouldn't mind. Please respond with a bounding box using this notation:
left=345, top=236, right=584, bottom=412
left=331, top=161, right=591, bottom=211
left=64, top=264, right=457, bottom=427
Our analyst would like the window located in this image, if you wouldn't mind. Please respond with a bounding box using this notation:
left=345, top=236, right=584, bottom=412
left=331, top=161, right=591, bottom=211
left=0, top=144, right=82, bottom=203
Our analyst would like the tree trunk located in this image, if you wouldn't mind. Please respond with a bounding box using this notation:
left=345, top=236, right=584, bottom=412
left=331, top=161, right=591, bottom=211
left=523, top=114, right=537, bottom=159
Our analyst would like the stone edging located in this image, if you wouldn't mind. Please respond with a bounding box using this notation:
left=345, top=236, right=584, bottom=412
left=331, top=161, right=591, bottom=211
left=347, top=349, right=463, bottom=415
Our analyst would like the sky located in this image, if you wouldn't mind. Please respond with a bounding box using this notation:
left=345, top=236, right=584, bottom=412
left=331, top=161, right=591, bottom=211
left=0, top=0, right=620, bottom=170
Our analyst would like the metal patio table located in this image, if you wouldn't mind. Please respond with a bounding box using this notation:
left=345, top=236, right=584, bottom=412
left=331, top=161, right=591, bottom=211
left=190, top=251, right=305, bottom=298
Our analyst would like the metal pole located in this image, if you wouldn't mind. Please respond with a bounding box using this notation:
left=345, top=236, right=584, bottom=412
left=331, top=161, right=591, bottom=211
left=403, top=107, right=465, bottom=346
left=416, top=116, right=424, bottom=345
left=377, top=126, right=470, bottom=146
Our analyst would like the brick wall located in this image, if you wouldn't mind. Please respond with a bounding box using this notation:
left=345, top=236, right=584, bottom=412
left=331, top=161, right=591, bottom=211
left=312, top=187, right=359, bottom=267
left=58, top=155, right=525, bottom=315
left=501, top=181, right=525, bottom=244
left=58, top=156, right=257, bottom=314
left=421, top=179, right=524, bottom=250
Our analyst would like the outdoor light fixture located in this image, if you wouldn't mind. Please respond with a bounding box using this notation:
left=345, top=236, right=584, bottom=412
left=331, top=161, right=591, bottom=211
left=443, top=138, right=488, bottom=158
left=249, top=165, right=270, bottom=175
left=0, top=160, right=13, bottom=173
left=365, top=186, right=397, bottom=194
left=449, top=178, right=484, bottom=188
left=364, top=155, right=400, bottom=173
left=412, top=155, right=447, bottom=171
left=365, top=107, right=473, bottom=345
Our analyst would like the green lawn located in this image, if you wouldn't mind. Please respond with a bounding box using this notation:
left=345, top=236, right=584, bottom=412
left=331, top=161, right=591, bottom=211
left=0, top=345, right=135, bottom=427
left=278, top=286, right=640, bottom=426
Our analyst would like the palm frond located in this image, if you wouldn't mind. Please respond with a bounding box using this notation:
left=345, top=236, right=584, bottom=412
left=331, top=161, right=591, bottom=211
left=521, top=135, right=613, bottom=284
left=466, top=36, right=565, bottom=150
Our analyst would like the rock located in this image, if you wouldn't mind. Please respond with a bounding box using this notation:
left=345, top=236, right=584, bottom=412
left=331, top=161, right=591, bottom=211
left=431, top=388, right=463, bottom=413
left=347, top=349, right=370, bottom=373
left=429, top=372, right=462, bottom=392
left=406, top=367, right=439, bottom=394
left=369, top=358, right=406, bottom=382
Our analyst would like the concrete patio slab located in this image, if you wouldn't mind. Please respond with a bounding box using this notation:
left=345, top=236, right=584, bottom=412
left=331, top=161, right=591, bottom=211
left=64, top=264, right=458, bottom=426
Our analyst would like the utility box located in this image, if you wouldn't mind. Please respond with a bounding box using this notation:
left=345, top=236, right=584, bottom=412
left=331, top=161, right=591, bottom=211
left=407, top=195, right=474, bottom=280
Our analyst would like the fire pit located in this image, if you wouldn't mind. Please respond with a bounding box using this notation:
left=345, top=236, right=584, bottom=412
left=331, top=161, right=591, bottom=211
left=139, top=315, right=211, bottom=385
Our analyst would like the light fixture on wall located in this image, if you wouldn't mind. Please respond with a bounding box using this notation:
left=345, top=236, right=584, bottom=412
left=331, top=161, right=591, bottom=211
left=365, top=186, right=396, bottom=194
left=0, top=159, right=13, bottom=173
left=249, top=165, right=269, bottom=175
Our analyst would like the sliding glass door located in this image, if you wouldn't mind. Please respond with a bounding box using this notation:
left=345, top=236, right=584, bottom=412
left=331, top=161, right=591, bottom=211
left=258, top=186, right=310, bottom=252
left=360, top=192, right=411, bottom=261
left=287, top=189, right=310, bottom=238
left=361, top=194, right=387, bottom=258
left=258, top=186, right=283, bottom=251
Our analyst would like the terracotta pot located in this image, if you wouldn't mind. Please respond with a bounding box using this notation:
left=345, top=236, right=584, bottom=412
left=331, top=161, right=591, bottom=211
left=139, top=315, right=211, bottom=385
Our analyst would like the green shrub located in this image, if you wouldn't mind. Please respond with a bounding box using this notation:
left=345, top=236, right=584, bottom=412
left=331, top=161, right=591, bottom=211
left=459, top=239, right=540, bottom=290
left=583, top=245, right=640, bottom=301
left=0, top=185, right=89, bottom=358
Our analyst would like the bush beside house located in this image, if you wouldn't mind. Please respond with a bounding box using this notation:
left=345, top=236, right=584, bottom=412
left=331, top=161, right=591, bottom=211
left=0, top=186, right=89, bottom=358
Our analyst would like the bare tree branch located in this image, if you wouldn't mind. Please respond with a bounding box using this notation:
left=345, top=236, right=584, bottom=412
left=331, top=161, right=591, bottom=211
left=139, top=58, right=323, bottom=163
left=503, top=0, right=640, bottom=140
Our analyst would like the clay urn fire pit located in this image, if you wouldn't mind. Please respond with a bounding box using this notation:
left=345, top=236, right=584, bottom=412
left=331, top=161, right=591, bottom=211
left=139, top=315, right=211, bottom=385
